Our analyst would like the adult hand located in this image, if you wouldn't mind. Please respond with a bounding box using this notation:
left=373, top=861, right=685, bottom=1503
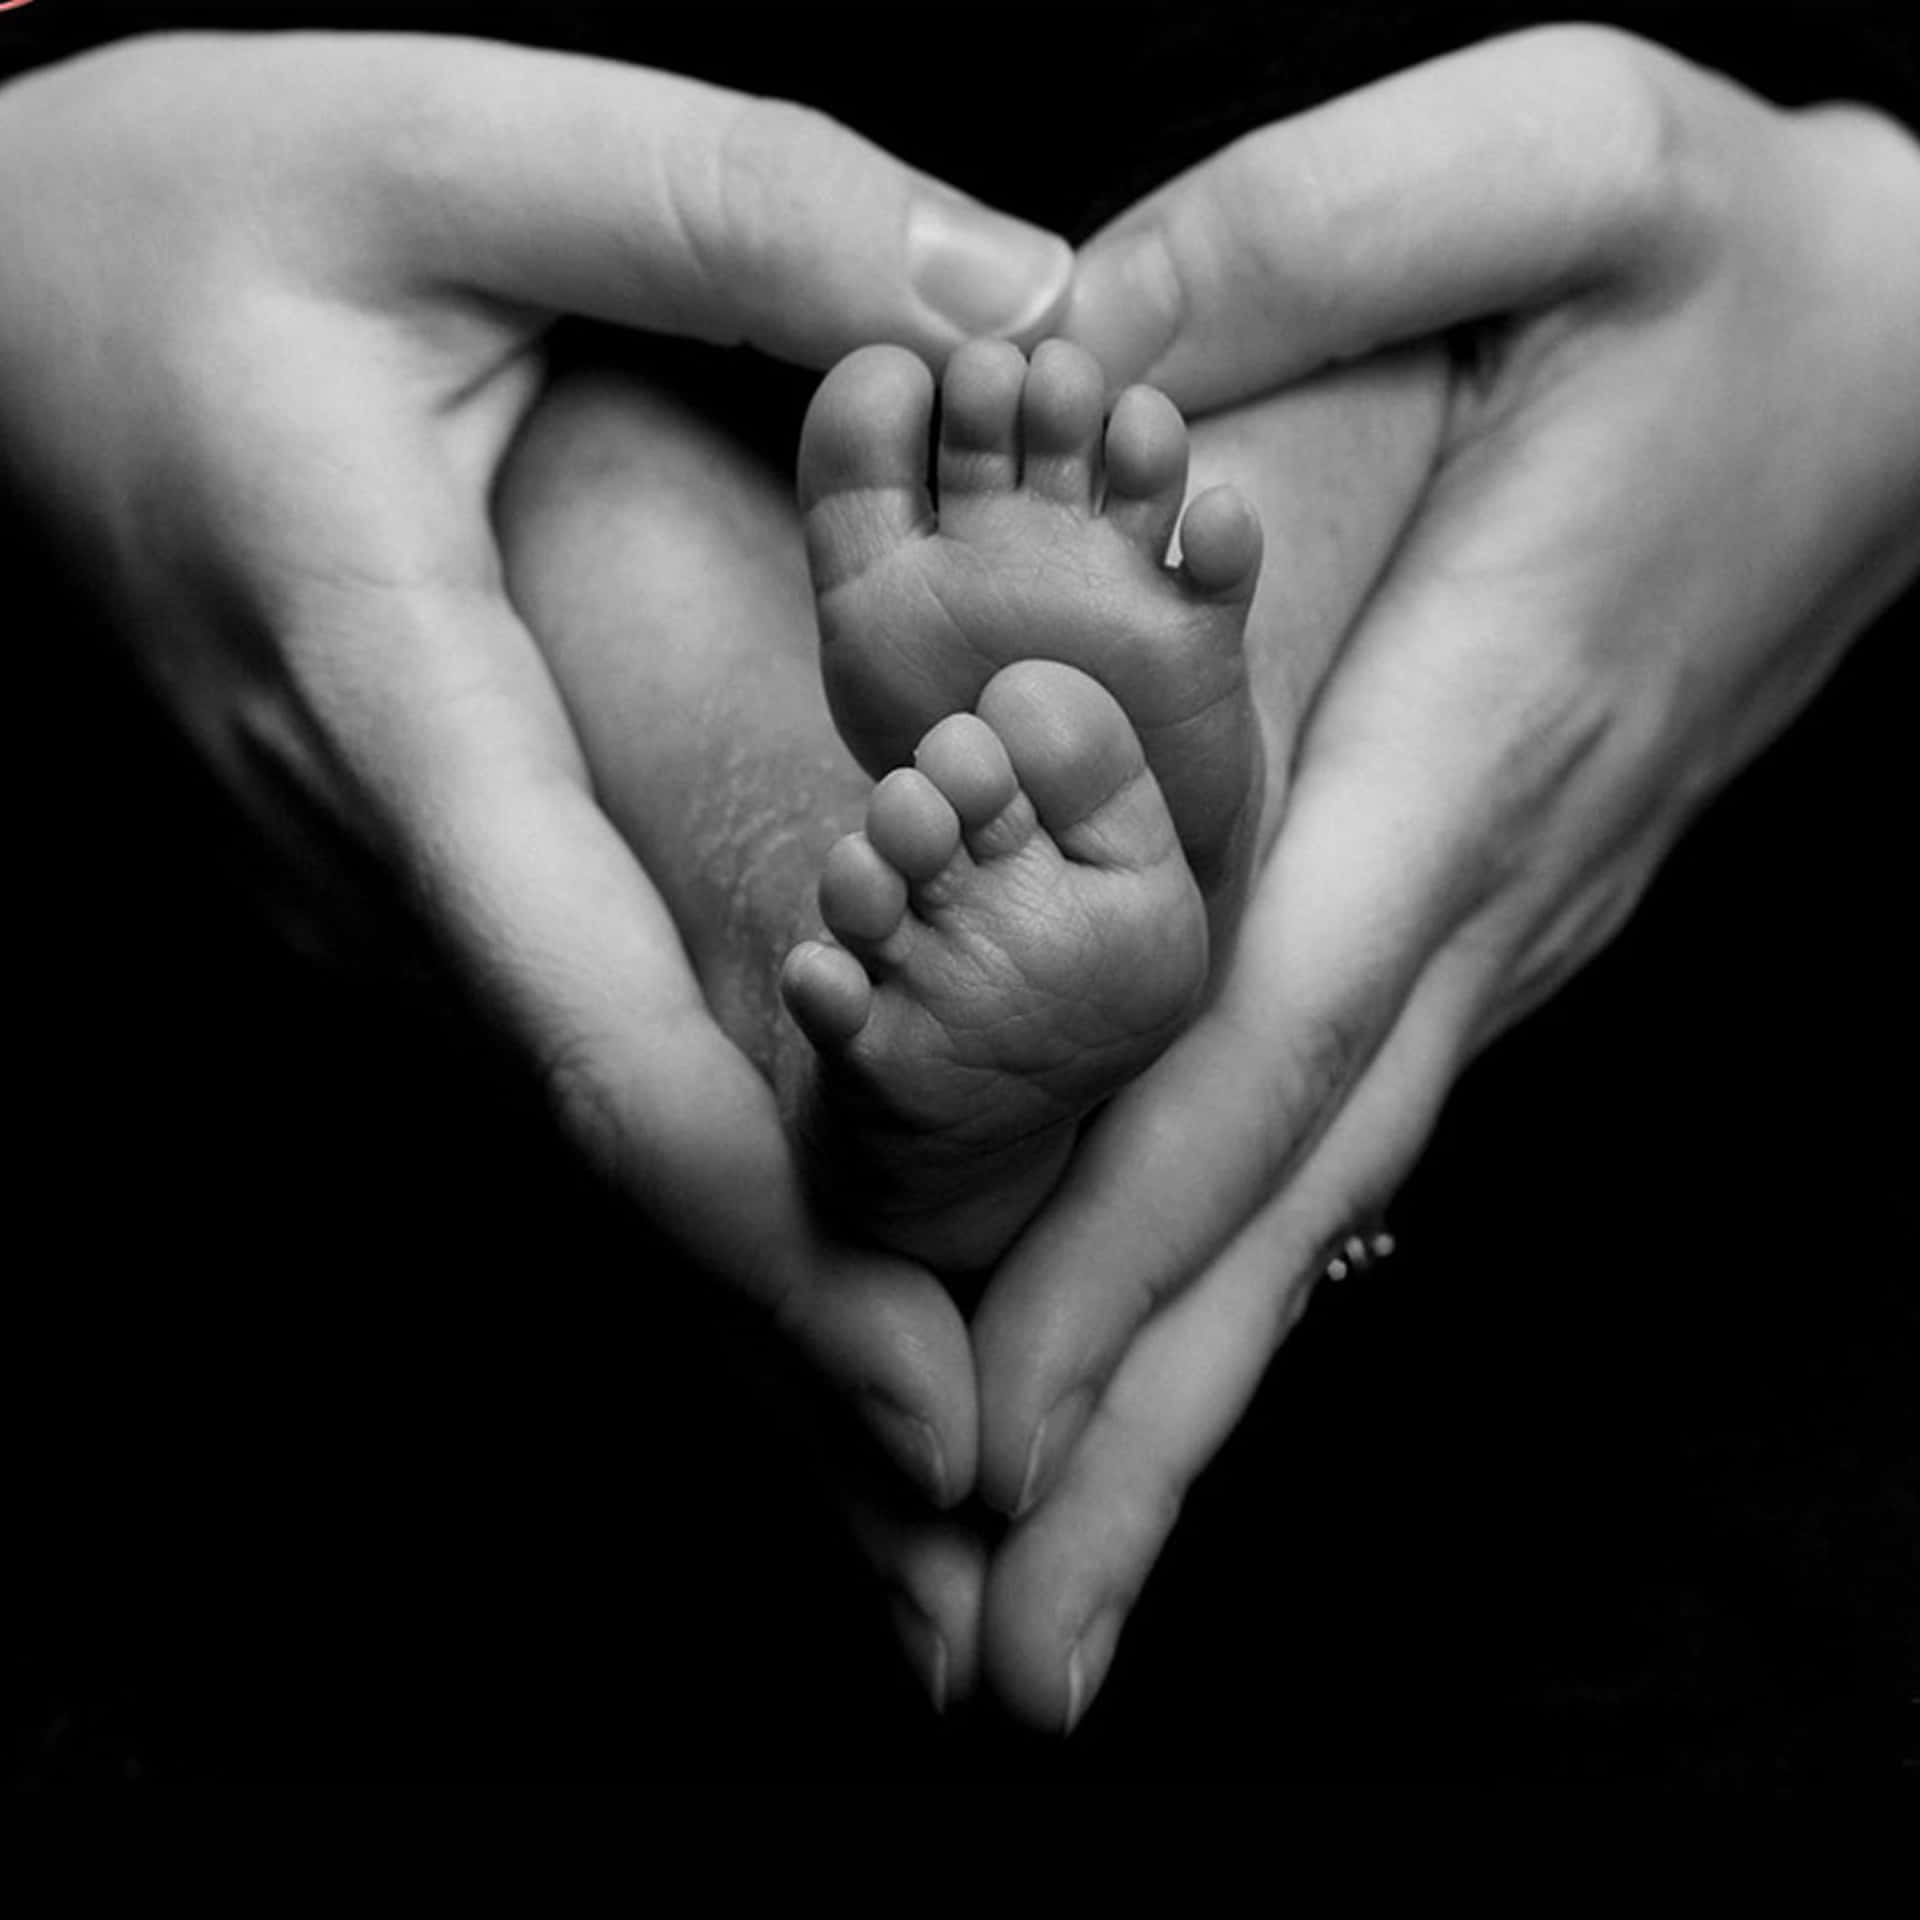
left=0, top=30, right=1074, bottom=1497
left=968, top=25, right=1920, bottom=1725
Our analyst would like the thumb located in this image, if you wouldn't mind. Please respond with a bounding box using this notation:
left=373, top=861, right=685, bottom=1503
left=1063, top=24, right=1703, bottom=406
left=309, top=33, right=1073, bottom=363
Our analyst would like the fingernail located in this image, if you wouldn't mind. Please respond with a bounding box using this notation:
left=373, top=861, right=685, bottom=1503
left=1064, top=1607, right=1123, bottom=1735
left=861, top=1397, right=950, bottom=1508
left=909, top=197, right=1073, bottom=338
left=888, top=1594, right=950, bottom=1717
left=1063, top=226, right=1182, bottom=387
left=1015, top=1385, right=1093, bottom=1517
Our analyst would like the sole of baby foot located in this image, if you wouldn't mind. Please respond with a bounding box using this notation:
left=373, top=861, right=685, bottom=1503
left=781, top=657, right=1207, bottom=1277
left=798, top=337, right=1264, bottom=930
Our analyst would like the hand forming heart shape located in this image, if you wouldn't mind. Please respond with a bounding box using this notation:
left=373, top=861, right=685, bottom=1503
left=7, top=17, right=1915, bottom=1755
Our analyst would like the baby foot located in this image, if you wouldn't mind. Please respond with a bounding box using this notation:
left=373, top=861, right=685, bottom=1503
left=780, top=659, right=1206, bottom=1276
left=799, top=337, right=1265, bottom=938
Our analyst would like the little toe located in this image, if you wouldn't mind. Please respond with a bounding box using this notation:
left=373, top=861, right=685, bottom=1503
left=913, top=712, right=1019, bottom=835
left=938, top=339, right=1027, bottom=506
left=1177, top=484, right=1264, bottom=602
left=1019, top=339, right=1106, bottom=508
left=780, top=939, right=873, bottom=1050
left=819, top=832, right=908, bottom=946
left=975, top=660, right=1166, bottom=865
left=1101, top=384, right=1189, bottom=562
left=799, top=345, right=937, bottom=594
left=867, top=767, right=964, bottom=884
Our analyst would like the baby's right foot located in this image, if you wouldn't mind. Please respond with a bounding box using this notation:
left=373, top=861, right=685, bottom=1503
left=799, top=338, right=1264, bottom=941
left=781, top=659, right=1207, bottom=1277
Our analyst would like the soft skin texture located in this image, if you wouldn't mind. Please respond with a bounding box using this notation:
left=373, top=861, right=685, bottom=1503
left=784, top=660, right=1213, bottom=1278
left=492, top=337, right=1445, bottom=1707
left=16, top=20, right=1919, bottom=1741
left=0, top=30, right=1078, bottom=1503
left=957, top=27, right=1920, bottom=1729
left=800, top=338, right=1266, bottom=939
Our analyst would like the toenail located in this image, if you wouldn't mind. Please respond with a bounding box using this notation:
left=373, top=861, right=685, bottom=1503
left=909, top=196, right=1073, bottom=339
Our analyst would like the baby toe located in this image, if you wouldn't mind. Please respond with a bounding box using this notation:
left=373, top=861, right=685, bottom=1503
left=866, top=766, right=964, bottom=884
left=1101, top=384, right=1189, bottom=562
left=938, top=338, right=1027, bottom=505
left=1176, top=484, right=1264, bottom=602
left=913, top=712, right=1019, bottom=836
left=1019, top=339, right=1106, bottom=509
left=780, top=939, right=873, bottom=1049
left=819, top=831, right=909, bottom=946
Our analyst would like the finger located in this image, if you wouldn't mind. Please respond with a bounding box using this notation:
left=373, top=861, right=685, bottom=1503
left=827, top=1426, right=990, bottom=1718
left=310, top=34, right=1073, bottom=362
left=1063, top=24, right=1705, bottom=404
left=981, top=949, right=1475, bottom=1733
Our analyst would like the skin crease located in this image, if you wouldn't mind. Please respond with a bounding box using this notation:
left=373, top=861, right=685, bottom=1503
left=6, top=19, right=1919, bottom=1756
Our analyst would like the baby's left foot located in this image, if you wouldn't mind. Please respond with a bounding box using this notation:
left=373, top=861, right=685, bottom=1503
left=800, top=338, right=1264, bottom=942
left=781, top=659, right=1206, bottom=1276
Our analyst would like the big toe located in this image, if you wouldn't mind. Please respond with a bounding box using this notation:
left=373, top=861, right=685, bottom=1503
left=974, top=660, right=1172, bottom=869
left=799, top=345, right=936, bottom=592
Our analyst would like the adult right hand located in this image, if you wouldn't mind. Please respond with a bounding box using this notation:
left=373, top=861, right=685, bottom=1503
left=0, top=29, right=1073, bottom=1499
left=968, top=23, right=1920, bottom=1726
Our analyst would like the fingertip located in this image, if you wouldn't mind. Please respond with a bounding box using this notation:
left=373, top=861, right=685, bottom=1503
left=1064, top=1605, right=1125, bottom=1735
left=1061, top=223, right=1182, bottom=392
left=879, top=1538, right=987, bottom=1714
left=908, top=197, right=1073, bottom=343
left=1012, top=1384, right=1095, bottom=1520
left=858, top=1394, right=954, bottom=1510
left=887, top=1592, right=953, bottom=1716
left=979, top=1514, right=1126, bottom=1735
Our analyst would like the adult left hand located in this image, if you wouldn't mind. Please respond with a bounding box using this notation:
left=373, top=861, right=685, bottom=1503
left=0, top=30, right=1080, bottom=1508
left=951, top=24, right=1920, bottom=1728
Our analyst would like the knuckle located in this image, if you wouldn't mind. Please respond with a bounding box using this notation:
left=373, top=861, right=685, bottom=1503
left=324, top=40, right=468, bottom=187
left=1511, top=24, right=1718, bottom=269
left=1278, top=994, right=1381, bottom=1124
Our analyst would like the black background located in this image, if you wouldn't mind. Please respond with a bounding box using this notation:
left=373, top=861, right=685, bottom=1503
left=5, top=2, right=1916, bottom=1784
